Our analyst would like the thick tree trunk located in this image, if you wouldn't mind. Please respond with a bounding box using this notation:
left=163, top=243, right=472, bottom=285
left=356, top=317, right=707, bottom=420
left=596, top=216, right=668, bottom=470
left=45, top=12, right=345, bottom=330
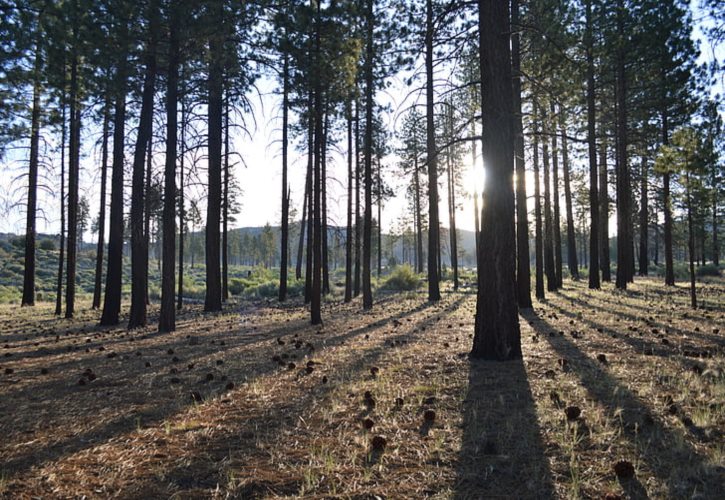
left=472, top=0, right=521, bottom=360
left=425, top=0, right=441, bottom=302
left=101, top=65, right=128, bottom=326
left=585, top=0, right=600, bottom=289
left=638, top=156, right=649, bottom=275
left=512, top=0, right=531, bottom=306
left=362, top=0, right=374, bottom=310
left=92, top=95, right=110, bottom=309
left=713, top=171, right=719, bottom=266
left=129, top=3, right=159, bottom=328
left=533, top=104, right=545, bottom=300
left=205, top=2, right=224, bottom=312
left=280, top=52, right=290, bottom=301
left=22, top=43, right=42, bottom=307
left=559, top=111, right=579, bottom=279
left=160, top=11, right=178, bottom=333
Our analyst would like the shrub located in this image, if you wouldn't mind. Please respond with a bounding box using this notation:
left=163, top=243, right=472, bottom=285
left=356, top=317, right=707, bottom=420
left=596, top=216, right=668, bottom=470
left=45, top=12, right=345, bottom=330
left=229, top=278, right=246, bottom=295
left=38, top=239, right=56, bottom=251
left=696, top=264, right=721, bottom=277
left=381, top=265, right=420, bottom=291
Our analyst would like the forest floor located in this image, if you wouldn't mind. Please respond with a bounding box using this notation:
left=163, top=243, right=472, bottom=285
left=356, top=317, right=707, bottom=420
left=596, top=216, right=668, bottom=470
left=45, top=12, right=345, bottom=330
left=0, top=277, right=723, bottom=499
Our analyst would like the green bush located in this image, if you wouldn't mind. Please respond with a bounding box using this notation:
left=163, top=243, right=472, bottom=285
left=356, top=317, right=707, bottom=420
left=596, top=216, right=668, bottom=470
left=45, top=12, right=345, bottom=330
left=696, top=264, right=721, bottom=277
left=381, top=265, right=420, bottom=291
left=39, top=239, right=56, bottom=251
left=229, top=277, right=247, bottom=295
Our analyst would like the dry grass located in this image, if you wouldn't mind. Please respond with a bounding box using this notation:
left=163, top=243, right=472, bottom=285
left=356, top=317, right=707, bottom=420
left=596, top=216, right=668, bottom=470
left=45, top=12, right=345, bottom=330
left=0, top=278, right=723, bottom=499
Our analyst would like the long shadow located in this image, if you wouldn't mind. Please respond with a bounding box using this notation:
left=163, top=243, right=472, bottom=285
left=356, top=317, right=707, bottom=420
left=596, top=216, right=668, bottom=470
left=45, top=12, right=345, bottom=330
left=545, top=298, right=724, bottom=367
left=0, top=295, right=440, bottom=481
left=521, top=309, right=722, bottom=499
left=453, top=358, right=554, bottom=499
left=551, top=286, right=725, bottom=349
left=56, top=296, right=465, bottom=497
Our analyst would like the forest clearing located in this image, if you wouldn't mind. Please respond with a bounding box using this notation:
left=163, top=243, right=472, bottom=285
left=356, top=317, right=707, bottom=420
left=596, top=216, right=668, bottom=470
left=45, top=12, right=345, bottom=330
left=1, top=278, right=723, bottom=498
left=1, top=0, right=724, bottom=497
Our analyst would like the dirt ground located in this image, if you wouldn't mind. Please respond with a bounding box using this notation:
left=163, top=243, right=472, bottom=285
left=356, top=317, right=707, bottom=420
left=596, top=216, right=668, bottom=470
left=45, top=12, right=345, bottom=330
left=0, top=278, right=723, bottom=499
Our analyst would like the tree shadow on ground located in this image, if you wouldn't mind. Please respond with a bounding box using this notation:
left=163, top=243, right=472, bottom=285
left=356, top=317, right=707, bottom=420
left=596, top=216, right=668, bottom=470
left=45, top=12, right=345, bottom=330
left=521, top=309, right=722, bottom=499
left=454, top=357, right=554, bottom=499
left=0, top=296, right=438, bottom=482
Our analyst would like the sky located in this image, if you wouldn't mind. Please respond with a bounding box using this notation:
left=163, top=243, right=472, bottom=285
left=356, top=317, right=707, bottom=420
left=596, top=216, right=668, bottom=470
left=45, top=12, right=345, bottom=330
left=0, top=1, right=722, bottom=242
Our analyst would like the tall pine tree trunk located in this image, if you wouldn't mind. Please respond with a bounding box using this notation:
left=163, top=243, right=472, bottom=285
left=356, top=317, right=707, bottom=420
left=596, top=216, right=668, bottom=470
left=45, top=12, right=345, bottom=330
left=362, top=0, right=375, bottom=310
left=615, top=5, right=630, bottom=290
left=22, top=41, right=42, bottom=307
left=177, top=85, right=186, bottom=310
left=639, top=155, right=649, bottom=275
left=599, top=137, right=611, bottom=281
left=65, top=45, right=81, bottom=319
left=101, top=58, right=128, bottom=326
left=222, top=96, right=230, bottom=302
left=55, top=91, right=66, bottom=316
left=585, top=0, right=600, bottom=289
left=550, top=103, right=562, bottom=288
left=512, top=0, right=531, bottom=306
left=472, top=0, right=520, bottom=360
left=129, top=2, right=159, bottom=328
left=559, top=111, right=579, bottom=279
left=311, top=0, right=323, bottom=324
left=354, top=98, right=361, bottom=297
left=344, top=104, right=353, bottom=302
left=205, top=0, right=224, bottom=312
left=533, top=103, right=545, bottom=300
left=321, top=112, right=330, bottom=294
left=92, top=95, right=110, bottom=309
left=160, top=8, right=178, bottom=333
left=279, top=52, right=290, bottom=301
left=542, top=107, right=556, bottom=292
left=425, top=0, right=441, bottom=302
left=662, top=111, right=675, bottom=285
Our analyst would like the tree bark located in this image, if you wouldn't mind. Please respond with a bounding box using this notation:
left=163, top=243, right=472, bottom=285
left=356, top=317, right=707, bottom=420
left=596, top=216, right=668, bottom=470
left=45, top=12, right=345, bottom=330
left=662, top=111, right=675, bottom=285
left=362, top=0, right=374, bottom=310
left=344, top=104, right=353, bottom=302
left=22, top=40, right=42, bottom=307
left=425, top=0, right=441, bottom=302
left=585, top=0, right=600, bottom=289
left=129, top=1, right=159, bottom=328
left=512, top=0, right=531, bottom=306
left=279, top=51, right=290, bottom=301
left=559, top=110, right=579, bottom=279
left=472, top=0, right=521, bottom=360
left=542, top=107, right=556, bottom=292
left=55, top=90, right=66, bottom=316
left=599, top=136, right=611, bottom=281
left=354, top=98, right=361, bottom=297
left=533, top=103, right=545, bottom=300
left=65, top=45, right=81, bottom=319
left=101, top=60, right=128, bottom=326
left=92, top=95, right=110, bottom=309
left=160, top=6, right=178, bottom=333
left=615, top=3, right=630, bottom=290
left=222, top=95, right=230, bottom=301
left=638, top=155, right=648, bottom=275
left=205, top=0, right=224, bottom=312
left=177, top=82, right=186, bottom=310
left=550, top=103, right=562, bottom=288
